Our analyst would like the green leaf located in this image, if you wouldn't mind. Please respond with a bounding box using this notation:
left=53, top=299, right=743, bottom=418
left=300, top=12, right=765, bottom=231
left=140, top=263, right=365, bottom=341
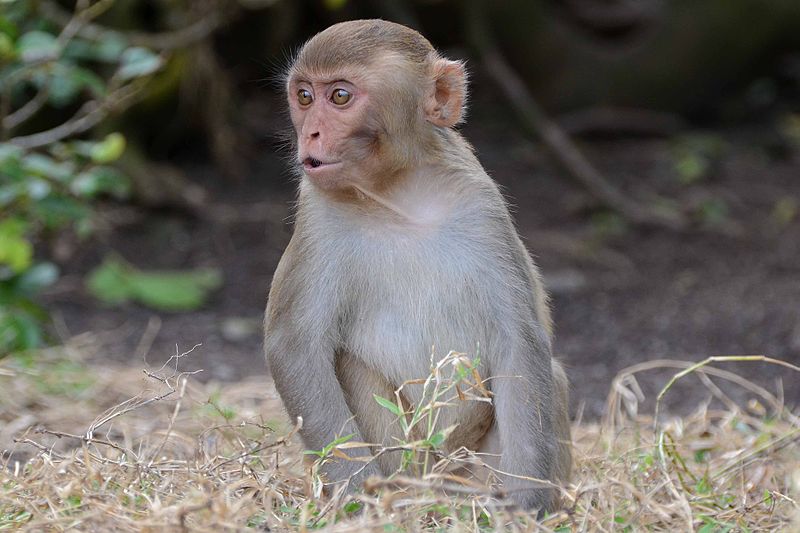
left=0, top=149, right=25, bottom=202
left=342, top=501, right=362, bottom=514
left=95, top=33, right=128, bottom=62
left=64, top=33, right=128, bottom=63
left=320, top=433, right=355, bottom=456
left=68, top=65, right=106, bottom=97
left=302, top=449, right=324, bottom=458
left=323, top=0, right=348, bottom=10
left=62, top=39, right=95, bottom=62
left=84, top=258, right=129, bottom=305
left=697, top=198, right=729, bottom=227
left=71, top=165, right=130, bottom=199
left=86, top=257, right=223, bottom=311
left=31, top=196, right=90, bottom=228
left=0, top=143, right=23, bottom=163
left=89, top=133, right=126, bottom=164
left=591, top=210, right=628, bottom=238
left=0, top=16, right=19, bottom=40
left=25, top=178, right=51, bottom=200
left=0, top=184, right=23, bottom=207
left=675, top=153, right=706, bottom=184
left=772, top=197, right=798, bottom=227
left=46, top=61, right=105, bottom=107
left=17, top=262, right=58, bottom=294
left=130, top=270, right=222, bottom=311
left=374, top=394, right=403, bottom=416
left=22, top=153, right=75, bottom=182
left=697, top=520, right=718, bottom=533
left=671, top=134, right=727, bottom=185
left=427, top=431, right=446, bottom=448
left=0, top=32, right=14, bottom=61
left=695, top=474, right=713, bottom=494
left=0, top=219, right=32, bottom=273
left=48, top=70, right=83, bottom=106
left=694, top=449, right=709, bottom=463
left=16, top=30, right=59, bottom=62
left=117, top=47, right=162, bottom=80
left=0, top=309, right=43, bottom=354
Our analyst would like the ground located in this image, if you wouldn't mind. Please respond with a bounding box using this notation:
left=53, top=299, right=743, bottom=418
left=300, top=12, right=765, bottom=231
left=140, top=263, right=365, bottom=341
left=41, top=93, right=800, bottom=420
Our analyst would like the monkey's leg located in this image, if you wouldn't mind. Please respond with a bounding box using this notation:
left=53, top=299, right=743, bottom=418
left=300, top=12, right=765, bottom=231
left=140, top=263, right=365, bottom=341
left=335, top=351, right=411, bottom=475
left=492, top=328, right=562, bottom=513
left=551, top=358, right=572, bottom=485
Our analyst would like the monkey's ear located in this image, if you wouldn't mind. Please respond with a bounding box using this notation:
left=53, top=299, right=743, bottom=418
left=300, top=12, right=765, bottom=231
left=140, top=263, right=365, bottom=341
left=425, top=58, right=467, bottom=128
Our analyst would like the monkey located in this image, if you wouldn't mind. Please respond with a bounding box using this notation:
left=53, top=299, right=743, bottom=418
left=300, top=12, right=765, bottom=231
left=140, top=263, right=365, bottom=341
left=264, top=19, right=571, bottom=513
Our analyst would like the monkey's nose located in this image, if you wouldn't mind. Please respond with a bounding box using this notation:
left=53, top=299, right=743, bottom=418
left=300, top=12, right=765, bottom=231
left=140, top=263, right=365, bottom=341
left=310, top=131, right=320, bottom=139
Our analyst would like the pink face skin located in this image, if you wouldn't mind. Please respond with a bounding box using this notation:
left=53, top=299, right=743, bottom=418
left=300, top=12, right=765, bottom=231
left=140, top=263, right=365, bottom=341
left=287, top=75, right=371, bottom=192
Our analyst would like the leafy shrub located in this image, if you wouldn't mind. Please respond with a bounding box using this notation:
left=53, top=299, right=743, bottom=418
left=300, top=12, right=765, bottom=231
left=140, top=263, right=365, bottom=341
left=0, top=1, right=164, bottom=355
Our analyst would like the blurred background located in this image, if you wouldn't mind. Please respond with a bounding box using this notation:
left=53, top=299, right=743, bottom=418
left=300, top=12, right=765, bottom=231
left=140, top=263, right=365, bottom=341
left=2, top=0, right=800, bottom=418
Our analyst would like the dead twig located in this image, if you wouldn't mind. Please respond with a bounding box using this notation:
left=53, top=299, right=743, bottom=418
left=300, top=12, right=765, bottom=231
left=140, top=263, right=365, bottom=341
left=86, top=344, right=203, bottom=438
left=8, top=80, right=148, bottom=149
left=2, top=87, right=50, bottom=130
left=654, top=355, right=800, bottom=431
left=39, top=0, right=229, bottom=51
left=32, top=428, right=130, bottom=457
left=204, top=419, right=301, bottom=474
left=364, top=475, right=507, bottom=499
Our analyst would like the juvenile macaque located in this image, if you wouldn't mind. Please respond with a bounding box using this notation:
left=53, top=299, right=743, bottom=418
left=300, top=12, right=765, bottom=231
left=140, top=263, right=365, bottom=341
left=264, top=19, right=571, bottom=512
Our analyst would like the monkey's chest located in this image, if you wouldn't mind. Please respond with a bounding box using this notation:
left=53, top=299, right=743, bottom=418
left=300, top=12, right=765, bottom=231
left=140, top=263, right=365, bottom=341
left=339, top=242, right=501, bottom=387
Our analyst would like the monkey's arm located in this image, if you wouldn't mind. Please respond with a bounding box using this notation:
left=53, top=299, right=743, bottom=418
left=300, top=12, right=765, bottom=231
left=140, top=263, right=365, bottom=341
left=265, top=320, right=383, bottom=486
left=264, top=239, right=381, bottom=488
left=492, top=322, right=561, bottom=513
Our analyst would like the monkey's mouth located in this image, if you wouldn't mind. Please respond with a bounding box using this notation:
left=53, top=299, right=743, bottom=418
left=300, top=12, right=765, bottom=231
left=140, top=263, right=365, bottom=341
left=302, top=157, right=340, bottom=172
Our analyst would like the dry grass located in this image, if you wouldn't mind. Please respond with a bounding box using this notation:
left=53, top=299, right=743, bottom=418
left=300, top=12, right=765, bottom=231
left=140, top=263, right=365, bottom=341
left=1, top=334, right=798, bottom=532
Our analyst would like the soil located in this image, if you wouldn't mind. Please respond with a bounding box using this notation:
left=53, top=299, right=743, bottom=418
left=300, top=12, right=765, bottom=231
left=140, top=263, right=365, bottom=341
left=41, top=94, right=800, bottom=420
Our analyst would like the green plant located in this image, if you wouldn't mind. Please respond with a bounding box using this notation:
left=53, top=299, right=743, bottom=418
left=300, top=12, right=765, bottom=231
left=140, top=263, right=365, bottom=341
left=305, top=350, right=491, bottom=499
left=0, top=0, right=165, bottom=354
left=86, top=255, right=222, bottom=311
left=0, top=217, right=57, bottom=354
left=373, top=351, right=490, bottom=476
left=670, top=134, right=728, bottom=185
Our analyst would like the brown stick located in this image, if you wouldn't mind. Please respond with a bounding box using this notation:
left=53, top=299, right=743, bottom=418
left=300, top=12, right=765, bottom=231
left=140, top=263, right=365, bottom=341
left=39, top=0, right=228, bottom=51
left=8, top=81, right=145, bottom=149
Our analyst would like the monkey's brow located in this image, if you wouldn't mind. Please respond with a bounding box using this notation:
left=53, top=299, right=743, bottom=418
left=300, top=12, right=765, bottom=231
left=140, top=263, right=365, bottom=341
left=298, top=77, right=353, bottom=86
left=291, top=70, right=358, bottom=84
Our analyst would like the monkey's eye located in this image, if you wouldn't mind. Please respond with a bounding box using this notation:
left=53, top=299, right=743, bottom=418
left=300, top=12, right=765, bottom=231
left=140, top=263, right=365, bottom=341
left=331, top=88, right=352, bottom=105
left=297, top=89, right=313, bottom=106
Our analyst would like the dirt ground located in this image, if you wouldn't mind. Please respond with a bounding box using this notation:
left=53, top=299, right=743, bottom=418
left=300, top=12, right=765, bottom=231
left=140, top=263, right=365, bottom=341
left=41, top=92, right=800, bottom=420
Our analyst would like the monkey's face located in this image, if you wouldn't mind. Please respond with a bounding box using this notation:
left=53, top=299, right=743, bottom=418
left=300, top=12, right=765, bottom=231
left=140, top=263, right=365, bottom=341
left=286, top=48, right=466, bottom=195
left=287, top=73, right=380, bottom=192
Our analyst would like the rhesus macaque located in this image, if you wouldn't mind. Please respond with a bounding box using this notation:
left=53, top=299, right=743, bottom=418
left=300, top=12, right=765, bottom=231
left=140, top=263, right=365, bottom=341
left=264, top=19, right=571, bottom=512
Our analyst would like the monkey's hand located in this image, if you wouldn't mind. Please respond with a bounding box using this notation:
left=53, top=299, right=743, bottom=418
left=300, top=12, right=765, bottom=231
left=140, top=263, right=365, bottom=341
left=320, top=455, right=383, bottom=495
left=503, top=479, right=559, bottom=518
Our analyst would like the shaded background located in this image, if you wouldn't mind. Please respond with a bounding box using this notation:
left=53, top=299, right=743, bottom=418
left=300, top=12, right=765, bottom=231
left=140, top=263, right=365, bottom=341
left=12, top=0, right=800, bottom=418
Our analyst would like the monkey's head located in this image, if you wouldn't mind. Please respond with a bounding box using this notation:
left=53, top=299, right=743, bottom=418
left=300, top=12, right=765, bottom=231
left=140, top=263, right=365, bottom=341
left=286, top=19, right=467, bottom=193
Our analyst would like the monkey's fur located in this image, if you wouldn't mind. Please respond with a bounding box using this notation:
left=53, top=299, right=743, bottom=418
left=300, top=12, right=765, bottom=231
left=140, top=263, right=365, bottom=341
left=265, top=19, right=571, bottom=512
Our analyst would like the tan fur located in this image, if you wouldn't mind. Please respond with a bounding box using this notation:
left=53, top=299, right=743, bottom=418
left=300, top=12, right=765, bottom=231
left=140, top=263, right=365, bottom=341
left=265, top=19, right=571, bottom=513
